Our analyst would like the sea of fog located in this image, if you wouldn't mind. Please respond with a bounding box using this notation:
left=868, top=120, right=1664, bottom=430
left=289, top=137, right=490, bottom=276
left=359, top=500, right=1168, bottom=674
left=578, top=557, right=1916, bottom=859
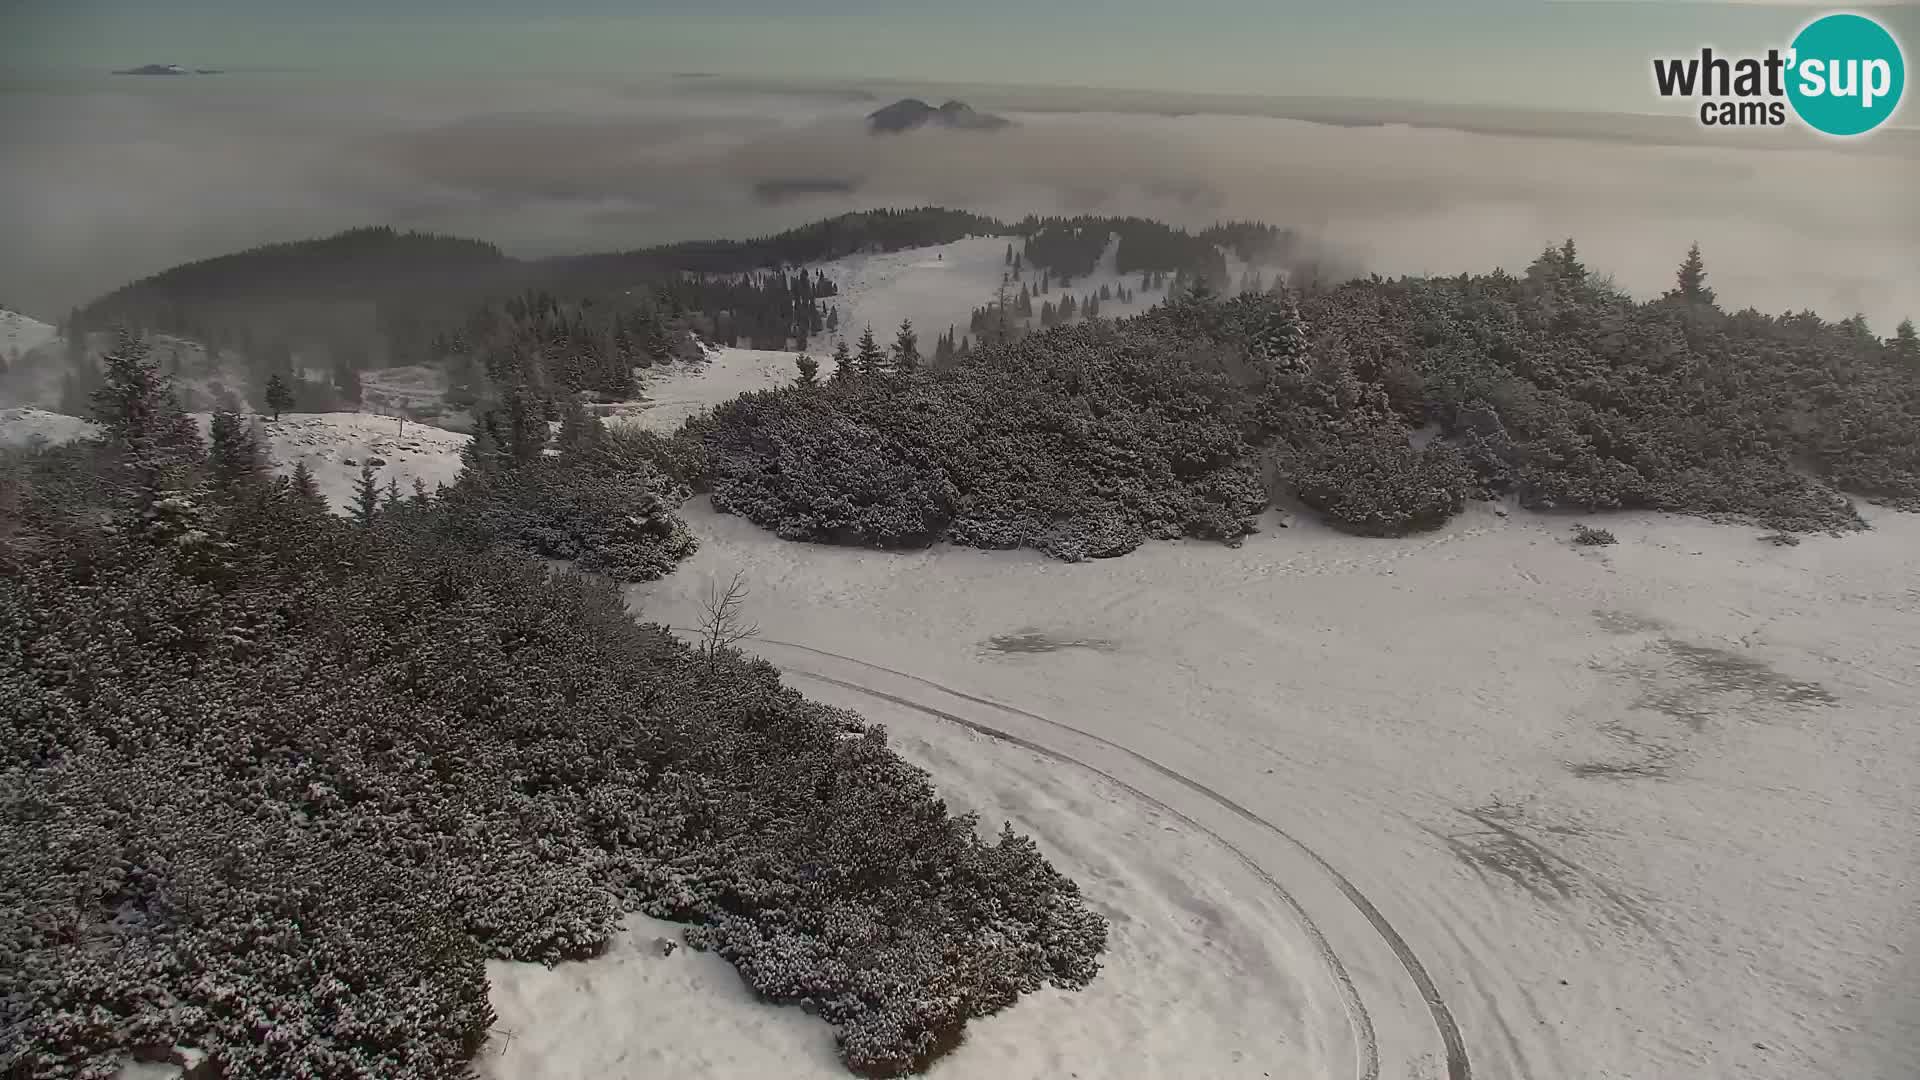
left=1, top=72, right=1915, bottom=330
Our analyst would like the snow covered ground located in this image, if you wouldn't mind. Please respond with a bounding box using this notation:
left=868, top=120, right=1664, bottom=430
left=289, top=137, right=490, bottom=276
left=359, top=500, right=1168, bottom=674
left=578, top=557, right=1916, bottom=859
left=1, top=308, right=59, bottom=362
left=806, top=234, right=1217, bottom=355
left=0, top=406, right=471, bottom=515
left=0, top=406, right=101, bottom=448
left=538, top=500, right=1918, bottom=1080
left=200, top=412, right=471, bottom=512
left=609, top=346, right=801, bottom=432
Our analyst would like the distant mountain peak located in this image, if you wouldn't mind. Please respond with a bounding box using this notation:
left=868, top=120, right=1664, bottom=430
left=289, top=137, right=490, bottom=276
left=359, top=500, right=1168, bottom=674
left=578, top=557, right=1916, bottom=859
left=113, top=64, right=223, bottom=76
left=867, top=97, right=1012, bottom=135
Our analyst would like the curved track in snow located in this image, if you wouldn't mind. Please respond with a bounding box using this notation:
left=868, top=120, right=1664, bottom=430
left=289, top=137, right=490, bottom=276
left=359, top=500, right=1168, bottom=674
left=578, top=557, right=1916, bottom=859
left=752, top=635, right=1472, bottom=1080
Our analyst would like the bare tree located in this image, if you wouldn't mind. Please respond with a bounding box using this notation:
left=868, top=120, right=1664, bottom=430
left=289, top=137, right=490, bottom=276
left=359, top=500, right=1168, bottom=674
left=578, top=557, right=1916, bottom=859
left=698, top=571, right=759, bottom=664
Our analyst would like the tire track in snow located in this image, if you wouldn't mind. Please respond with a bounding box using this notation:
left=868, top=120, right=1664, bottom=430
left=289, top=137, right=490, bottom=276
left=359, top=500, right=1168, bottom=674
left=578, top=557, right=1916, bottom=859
left=754, top=636, right=1472, bottom=1080
left=782, top=666, right=1380, bottom=1080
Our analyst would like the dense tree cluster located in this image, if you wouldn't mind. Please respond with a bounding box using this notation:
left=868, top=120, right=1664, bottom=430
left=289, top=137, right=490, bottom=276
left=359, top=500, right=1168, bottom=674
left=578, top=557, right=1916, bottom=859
left=0, top=338, right=1107, bottom=1079
left=698, top=243, right=1920, bottom=553
left=430, top=397, right=700, bottom=581
left=623, top=208, right=1002, bottom=276
left=702, top=320, right=1268, bottom=561
left=653, top=268, right=839, bottom=351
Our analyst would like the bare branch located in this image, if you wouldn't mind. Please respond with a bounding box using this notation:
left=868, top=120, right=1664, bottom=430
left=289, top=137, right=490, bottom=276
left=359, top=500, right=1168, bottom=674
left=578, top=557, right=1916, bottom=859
left=697, top=570, right=759, bottom=663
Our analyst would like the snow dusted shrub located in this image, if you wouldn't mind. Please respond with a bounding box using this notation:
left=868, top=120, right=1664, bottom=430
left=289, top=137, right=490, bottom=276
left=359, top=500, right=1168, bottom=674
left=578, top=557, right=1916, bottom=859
left=2, top=428, right=1108, bottom=1079
left=702, top=322, right=1266, bottom=560
left=1571, top=523, right=1617, bottom=546
left=705, top=389, right=959, bottom=547
left=435, top=456, right=697, bottom=580
left=1287, top=434, right=1472, bottom=537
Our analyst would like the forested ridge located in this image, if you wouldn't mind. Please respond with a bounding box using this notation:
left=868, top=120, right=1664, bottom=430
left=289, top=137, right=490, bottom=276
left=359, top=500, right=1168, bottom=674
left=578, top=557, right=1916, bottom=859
left=698, top=242, right=1920, bottom=557
left=63, top=210, right=1297, bottom=430
left=0, top=337, right=1108, bottom=1079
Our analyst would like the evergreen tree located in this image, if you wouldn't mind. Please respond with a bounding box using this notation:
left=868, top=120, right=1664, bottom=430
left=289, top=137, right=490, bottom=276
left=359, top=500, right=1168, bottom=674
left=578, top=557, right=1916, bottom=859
left=460, top=423, right=505, bottom=477
left=1041, top=300, right=1057, bottom=327
left=207, top=409, right=267, bottom=494
left=1005, top=242, right=1013, bottom=266
left=892, top=320, right=920, bottom=374
left=90, top=333, right=212, bottom=550
left=933, top=329, right=955, bottom=369
left=826, top=306, right=840, bottom=333
left=288, top=458, right=327, bottom=514
left=1894, top=318, right=1918, bottom=363
left=91, top=332, right=198, bottom=456
left=1059, top=294, right=1077, bottom=321
left=796, top=352, right=820, bottom=387
left=856, top=326, right=887, bottom=377
left=1558, top=238, right=1585, bottom=284
left=1013, top=251, right=1022, bottom=275
left=831, top=339, right=854, bottom=383
left=383, top=477, right=404, bottom=511
left=1086, top=294, right=1100, bottom=319
left=1671, top=242, right=1715, bottom=305
left=1254, top=289, right=1310, bottom=369
left=351, top=463, right=381, bottom=526
left=502, top=387, right=548, bottom=464
left=555, top=398, right=603, bottom=457
left=264, top=373, right=294, bottom=421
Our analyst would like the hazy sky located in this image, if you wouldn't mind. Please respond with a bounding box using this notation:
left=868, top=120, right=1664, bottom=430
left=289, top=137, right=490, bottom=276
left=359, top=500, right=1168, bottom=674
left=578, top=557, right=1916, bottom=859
left=7, top=1, right=1917, bottom=113
left=2, top=1, right=1914, bottom=326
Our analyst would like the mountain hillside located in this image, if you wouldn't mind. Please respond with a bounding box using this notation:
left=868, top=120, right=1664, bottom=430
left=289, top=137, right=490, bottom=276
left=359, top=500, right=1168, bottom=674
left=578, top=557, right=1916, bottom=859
left=868, top=98, right=1013, bottom=134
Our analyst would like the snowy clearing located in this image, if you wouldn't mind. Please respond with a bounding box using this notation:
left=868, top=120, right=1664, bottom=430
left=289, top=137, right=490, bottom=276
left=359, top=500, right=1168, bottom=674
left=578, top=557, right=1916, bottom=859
left=0, top=407, right=470, bottom=515
left=1, top=308, right=59, bottom=361
left=577, top=500, right=1917, bottom=1080
left=0, top=407, right=102, bottom=448
left=206, top=412, right=471, bottom=512
left=805, top=234, right=1199, bottom=354
left=607, top=347, right=800, bottom=433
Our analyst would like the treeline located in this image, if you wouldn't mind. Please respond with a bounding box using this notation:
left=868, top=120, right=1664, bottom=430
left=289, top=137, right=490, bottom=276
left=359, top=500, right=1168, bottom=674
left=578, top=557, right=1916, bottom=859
left=1013, top=216, right=1251, bottom=288
left=67, top=211, right=996, bottom=421
left=653, top=268, right=840, bottom=351
left=81, top=227, right=511, bottom=340
left=697, top=244, right=1920, bottom=558
left=590, top=207, right=1004, bottom=276
left=0, top=336, right=1107, bottom=1079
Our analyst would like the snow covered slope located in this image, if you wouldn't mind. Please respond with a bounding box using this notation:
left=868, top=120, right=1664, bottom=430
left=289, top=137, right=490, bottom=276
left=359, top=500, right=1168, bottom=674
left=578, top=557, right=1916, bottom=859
left=0, top=407, right=469, bottom=515
left=205, top=412, right=470, bottom=512
left=0, top=407, right=101, bottom=448
left=591, top=502, right=1920, bottom=1080
left=606, top=347, right=801, bottom=433
left=0, top=308, right=59, bottom=361
left=806, top=234, right=1212, bottom=354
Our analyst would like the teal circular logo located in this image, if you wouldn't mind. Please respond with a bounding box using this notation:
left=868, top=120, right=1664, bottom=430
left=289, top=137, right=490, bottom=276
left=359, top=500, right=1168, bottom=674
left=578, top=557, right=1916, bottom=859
left=1787, top=13, right=1905, bottom=136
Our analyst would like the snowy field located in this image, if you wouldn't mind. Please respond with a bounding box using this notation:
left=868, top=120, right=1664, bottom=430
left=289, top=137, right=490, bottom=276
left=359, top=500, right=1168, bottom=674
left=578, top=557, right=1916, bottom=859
left=608, top=347, right=801, bottom=432
left=1, top=308, right=59, bottom=361
left=582, top=501, right=1916, bottom=1080
left=806, top=235, right=1179, bottom=353
left=0, top=406, right=101, bottom=448
left=199, top=411, right=471, bottom=512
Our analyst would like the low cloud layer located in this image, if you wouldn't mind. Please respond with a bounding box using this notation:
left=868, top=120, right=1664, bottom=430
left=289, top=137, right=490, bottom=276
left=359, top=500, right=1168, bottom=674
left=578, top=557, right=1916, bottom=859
left=2, top=76, right=1915, bottom=331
